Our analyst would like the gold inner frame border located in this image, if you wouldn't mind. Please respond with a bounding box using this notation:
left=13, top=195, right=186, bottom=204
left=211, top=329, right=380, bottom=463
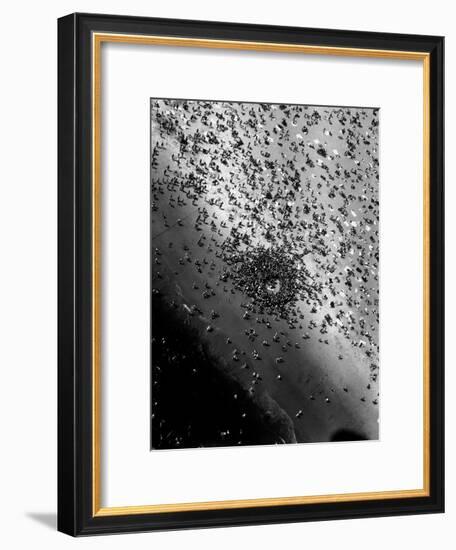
left=91, top=32, right=430, bottom=517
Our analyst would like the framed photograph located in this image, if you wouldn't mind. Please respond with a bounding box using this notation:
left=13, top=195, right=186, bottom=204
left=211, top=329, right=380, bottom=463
left=58, top=13, right=444, bottom=536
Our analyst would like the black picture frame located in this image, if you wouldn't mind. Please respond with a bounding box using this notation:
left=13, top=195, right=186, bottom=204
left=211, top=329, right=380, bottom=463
left=58, top=12, right=444, bottom=536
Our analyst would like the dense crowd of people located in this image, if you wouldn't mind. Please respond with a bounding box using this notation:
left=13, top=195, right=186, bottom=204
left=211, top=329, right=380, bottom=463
left=150, top=98, right=379, bottom=448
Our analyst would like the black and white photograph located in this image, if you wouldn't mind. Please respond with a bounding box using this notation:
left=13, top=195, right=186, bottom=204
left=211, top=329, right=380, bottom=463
left=150, top=98, right=380, bottom=450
